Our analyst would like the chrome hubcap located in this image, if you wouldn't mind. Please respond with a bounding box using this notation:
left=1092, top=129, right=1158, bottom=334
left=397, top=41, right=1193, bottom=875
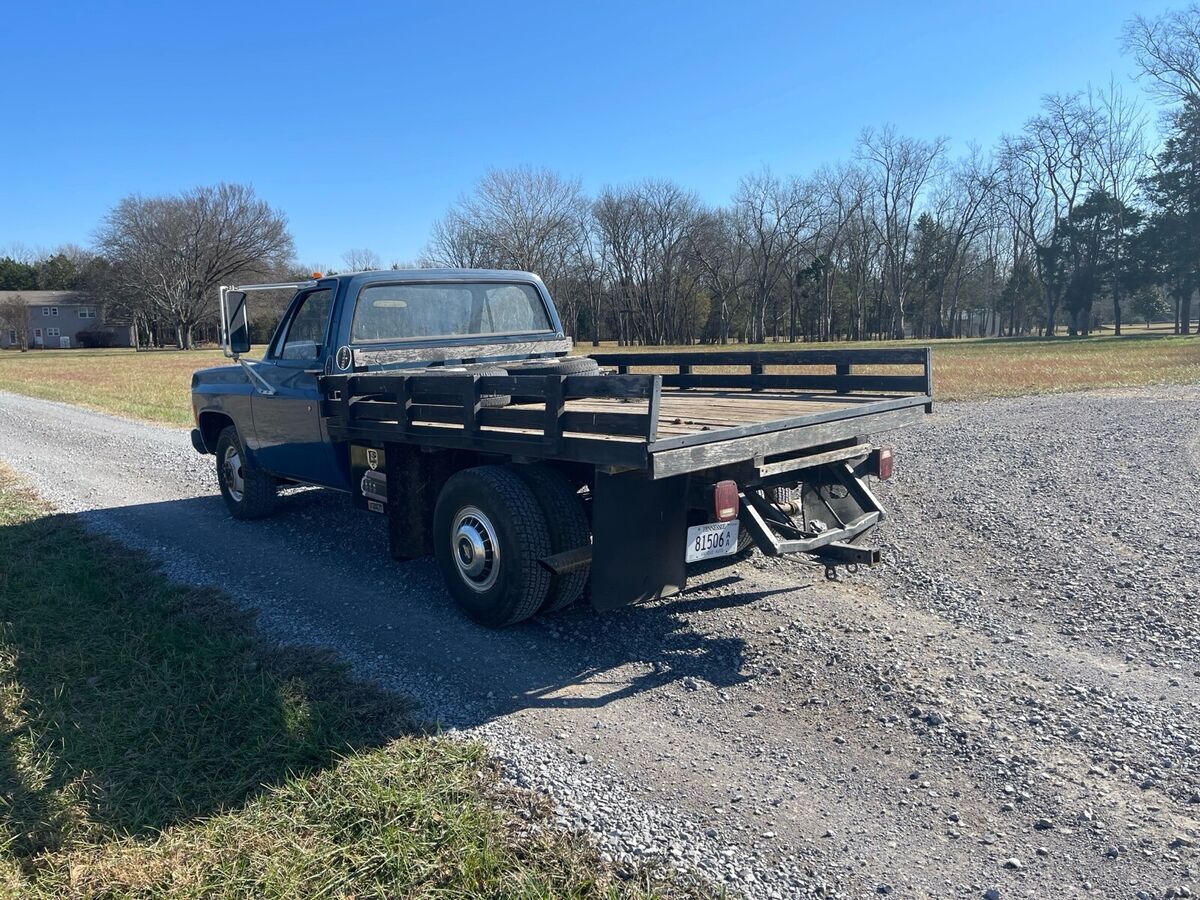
left=222, top=445, right=245, bottom=502
left=451, top=506, right=499, bottom=592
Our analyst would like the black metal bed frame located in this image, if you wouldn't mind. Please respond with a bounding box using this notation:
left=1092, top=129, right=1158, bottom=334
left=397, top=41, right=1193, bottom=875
left=590, top=346, right=932, bottom=399
left=318, top=347, right=933, bottom=476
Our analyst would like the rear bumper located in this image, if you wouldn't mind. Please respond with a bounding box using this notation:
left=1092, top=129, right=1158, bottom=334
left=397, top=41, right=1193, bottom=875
left=190, top=428, right=208, bottom=454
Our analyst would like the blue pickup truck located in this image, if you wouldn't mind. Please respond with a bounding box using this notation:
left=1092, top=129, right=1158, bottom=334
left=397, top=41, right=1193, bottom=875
left=191, top=269, right=932, bottom=626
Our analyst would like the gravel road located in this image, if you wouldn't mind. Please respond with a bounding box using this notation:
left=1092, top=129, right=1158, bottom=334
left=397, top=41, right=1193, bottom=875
left=1, top=385, right=1198, bottom=899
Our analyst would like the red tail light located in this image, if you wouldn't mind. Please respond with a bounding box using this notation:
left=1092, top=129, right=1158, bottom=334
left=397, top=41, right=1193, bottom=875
left=871, top=447, right=894, bottom=481
left=712, top=480, right=739, bottom=521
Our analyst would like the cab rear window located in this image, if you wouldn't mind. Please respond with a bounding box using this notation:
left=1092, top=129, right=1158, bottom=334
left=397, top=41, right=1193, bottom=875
left=351, top=282, right=552, bottom=343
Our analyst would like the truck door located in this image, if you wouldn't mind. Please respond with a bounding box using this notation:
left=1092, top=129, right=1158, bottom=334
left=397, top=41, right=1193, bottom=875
left=248, top=287, right=346, bottom=489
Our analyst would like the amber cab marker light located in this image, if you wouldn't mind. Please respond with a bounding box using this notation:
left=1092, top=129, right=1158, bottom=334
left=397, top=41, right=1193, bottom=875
left=311, top=272, right=323, bottom=278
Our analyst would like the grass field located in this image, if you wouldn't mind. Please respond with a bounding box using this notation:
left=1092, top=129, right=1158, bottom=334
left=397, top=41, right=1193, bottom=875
left=0, top=333, right=1198, bottom=428
left=0, top=348, right=229, bottom=427
left=0, top=467, right=693, bottom=898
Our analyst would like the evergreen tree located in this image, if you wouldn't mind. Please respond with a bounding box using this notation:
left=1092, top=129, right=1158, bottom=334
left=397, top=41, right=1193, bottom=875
left=1142, top=99, right=1200, bottom=334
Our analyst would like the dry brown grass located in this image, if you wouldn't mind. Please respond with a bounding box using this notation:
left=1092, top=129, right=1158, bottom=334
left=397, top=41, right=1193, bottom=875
left=915, top=334, right=1200, bottom=399
left=0, top=334, right=1197, bottom=428
left=0, top=348, right=233, bottom=426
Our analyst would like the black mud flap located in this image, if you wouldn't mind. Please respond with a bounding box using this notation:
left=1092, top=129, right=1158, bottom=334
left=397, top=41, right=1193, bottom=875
left=590, top=470, right=688, bottom=611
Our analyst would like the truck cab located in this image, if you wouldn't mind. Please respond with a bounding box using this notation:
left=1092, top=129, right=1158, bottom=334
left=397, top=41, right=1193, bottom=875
left=191, top=269, right=571, bottom=494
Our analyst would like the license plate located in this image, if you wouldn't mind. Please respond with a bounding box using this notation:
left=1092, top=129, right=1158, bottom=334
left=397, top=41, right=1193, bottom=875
left=686, top=521, right=740, bottom=562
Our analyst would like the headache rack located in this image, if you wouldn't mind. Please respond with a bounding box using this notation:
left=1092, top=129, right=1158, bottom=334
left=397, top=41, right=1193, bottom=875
left=318, top=347, right=933, bottom=478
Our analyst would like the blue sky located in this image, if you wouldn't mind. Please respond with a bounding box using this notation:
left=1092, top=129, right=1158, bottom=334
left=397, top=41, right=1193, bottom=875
left=0, top=0, right=1173, bottom=266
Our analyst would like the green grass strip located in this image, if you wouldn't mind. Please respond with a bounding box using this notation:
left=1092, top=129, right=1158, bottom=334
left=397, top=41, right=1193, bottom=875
left=0, top=470, right=701, bottom=899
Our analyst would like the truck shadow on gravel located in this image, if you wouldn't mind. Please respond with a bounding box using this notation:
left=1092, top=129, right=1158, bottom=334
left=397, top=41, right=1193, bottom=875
left=276, top=488, right=799, bottom=724
left=73, top=486, right=798, bottom=733
left=501, top=578, right=801, bottom=715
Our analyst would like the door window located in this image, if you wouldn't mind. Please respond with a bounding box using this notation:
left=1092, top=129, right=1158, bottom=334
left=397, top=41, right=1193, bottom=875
left=276, top=289, right=333, bottom=361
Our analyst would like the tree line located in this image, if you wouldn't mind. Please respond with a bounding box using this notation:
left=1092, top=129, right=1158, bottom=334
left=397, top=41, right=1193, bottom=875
left=421, top=5, right=1200, bottom=345
left=3, top=5, right=1200, bottom=349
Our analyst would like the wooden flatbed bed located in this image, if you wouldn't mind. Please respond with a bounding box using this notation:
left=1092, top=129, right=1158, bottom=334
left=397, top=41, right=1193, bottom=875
left=319, top=348, right=932, bottom=478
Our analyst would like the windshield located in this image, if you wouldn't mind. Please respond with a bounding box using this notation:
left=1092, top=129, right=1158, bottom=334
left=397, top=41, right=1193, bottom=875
left=350, top=282, right=552, bottom=343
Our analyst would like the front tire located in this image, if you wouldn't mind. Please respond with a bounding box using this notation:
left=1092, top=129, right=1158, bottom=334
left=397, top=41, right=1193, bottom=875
left=433, top=466, right=552, bottom=627
left=215, top=426, right=276, bottom=520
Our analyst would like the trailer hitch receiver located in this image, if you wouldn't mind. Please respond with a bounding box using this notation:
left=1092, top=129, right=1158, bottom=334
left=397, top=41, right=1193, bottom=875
left=739, top=461, right=885, bottom=570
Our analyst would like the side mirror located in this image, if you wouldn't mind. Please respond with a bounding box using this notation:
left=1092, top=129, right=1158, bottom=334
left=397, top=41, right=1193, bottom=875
left=222, top=290, right=251, bottom=356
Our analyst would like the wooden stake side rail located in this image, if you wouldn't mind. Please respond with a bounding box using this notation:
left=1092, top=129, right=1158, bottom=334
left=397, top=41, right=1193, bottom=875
left=321, top=372, right=662, bottom=469
left=323, top=371, right=931, bottom=477
left=589, top=347, right=934, bottom=399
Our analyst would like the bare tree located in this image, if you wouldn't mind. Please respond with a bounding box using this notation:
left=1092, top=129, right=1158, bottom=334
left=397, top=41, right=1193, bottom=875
left=0, top=294, right=29, bottom=350
left=592, top=181, right=704, bottom=345
left=565, top=212, right=608, bottom=345
left=810, top=164, right=869, bottom=340
left=732, top=169, right=815, bottom=343
left=592, top=187, right=641, bottom=344
left=1088, top=80, right=1149, bottom=334
left=924, top=147, right=999, bottom=336
left=858, top=126, right=949, bottom=337
left=1123, top=5, right=1200, bottom=104
left=341, top=248, right=382, bottom=272
left=690, top=208, right=749, bottom=344
left=426, top=167, right=584, bottom=287
left=1000, top=94, right=1098, bottom=334
left=637, top=180, right=704, bottom=344
left=97, top=184, right=294, bottom=349
left=425, top=210, right=487, bottom=268
left=0, top=243, right=43, bottom=265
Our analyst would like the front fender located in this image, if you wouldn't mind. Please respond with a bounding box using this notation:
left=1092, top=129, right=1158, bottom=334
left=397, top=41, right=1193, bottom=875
left=191, top=364, right=257, bottom=457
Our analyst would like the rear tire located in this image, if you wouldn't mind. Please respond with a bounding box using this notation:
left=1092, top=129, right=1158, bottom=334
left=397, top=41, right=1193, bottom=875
left=512, top=465, right=590, bottom=613
left=433, top=466, right=552, bottom=627
left=215, top=426, right=276, bottom=520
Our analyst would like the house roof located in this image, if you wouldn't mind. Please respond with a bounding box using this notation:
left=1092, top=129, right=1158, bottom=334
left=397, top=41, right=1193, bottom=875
left=0, top=291, right=96, bottom=307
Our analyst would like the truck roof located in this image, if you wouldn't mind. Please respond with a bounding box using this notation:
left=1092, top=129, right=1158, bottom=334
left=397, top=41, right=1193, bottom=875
left=330, top=268, right=545, bottom=285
